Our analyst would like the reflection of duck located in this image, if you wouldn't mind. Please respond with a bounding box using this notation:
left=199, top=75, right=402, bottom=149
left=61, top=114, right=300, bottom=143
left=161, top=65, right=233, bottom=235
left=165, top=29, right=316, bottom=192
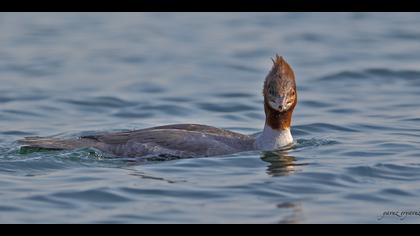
left=260, top=150, right=304, bottom=223
left=260, top=150, right=298, bottom=176
left=277, top=201, right=303, bottom=224
left=18, top=55, right=298, bottom=158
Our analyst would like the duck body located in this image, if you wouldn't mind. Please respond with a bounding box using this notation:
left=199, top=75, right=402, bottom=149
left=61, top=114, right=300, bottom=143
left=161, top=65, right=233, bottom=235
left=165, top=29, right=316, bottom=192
left=83, top=124, right=256, bottom=158
left=19, top=123, right=293, bottom=158
left=19, top=54, right=297, bottom=158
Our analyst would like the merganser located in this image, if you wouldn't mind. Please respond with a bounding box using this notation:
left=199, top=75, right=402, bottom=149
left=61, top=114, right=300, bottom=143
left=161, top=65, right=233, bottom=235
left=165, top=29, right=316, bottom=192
left=18, top=54, right=298, bottom=158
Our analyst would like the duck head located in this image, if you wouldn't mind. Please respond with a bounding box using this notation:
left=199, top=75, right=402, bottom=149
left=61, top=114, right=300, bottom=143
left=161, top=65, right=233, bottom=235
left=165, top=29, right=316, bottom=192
left=263, top=54, right=297, bottom=131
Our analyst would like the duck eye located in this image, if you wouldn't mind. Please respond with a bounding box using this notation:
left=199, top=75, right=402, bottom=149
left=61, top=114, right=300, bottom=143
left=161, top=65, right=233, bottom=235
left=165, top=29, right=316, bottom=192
left=269, top=86, right=276, bottom=96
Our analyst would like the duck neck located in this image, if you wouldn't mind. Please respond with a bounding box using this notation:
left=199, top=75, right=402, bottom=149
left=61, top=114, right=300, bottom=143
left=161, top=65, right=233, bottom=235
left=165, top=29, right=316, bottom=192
left=263, top=98, right=293, bottom=130
left=255, top=124, right=293, bottom=150
left=255, top=101, right=294, bottom=150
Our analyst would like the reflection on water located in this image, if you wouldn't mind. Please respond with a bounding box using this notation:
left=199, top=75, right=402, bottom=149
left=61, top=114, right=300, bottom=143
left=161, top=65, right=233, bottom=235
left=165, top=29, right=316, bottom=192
left=261, top=150, right=299, bottom=177
left=261, top=149, right=304, bottom=223
left=277, top=202, right=303, bottom=224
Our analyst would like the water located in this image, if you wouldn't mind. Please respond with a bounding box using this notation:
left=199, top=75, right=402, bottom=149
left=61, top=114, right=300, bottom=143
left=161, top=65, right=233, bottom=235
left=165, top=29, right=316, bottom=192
left=1, top=13, right=420, bottom=223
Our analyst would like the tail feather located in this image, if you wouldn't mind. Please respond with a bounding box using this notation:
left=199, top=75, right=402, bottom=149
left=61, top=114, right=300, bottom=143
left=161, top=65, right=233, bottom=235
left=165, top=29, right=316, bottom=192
left=18, top=137, right=97, bottom=150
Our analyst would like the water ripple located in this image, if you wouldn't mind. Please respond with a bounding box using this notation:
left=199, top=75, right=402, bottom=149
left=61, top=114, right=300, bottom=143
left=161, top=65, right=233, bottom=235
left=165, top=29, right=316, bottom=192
left=317, top=68, right=420, bottom=82
left=214, top=92, right=252, bottom=98
left=346, top=164, right=420, bottom=181
left=295, top=123, right=358, bottom=133
left=0, top=131, right=34, bottom=136
left=60, top=96, right=137, bottom=108
left=0, top=57, right=64, bottom=77
left=196, top=102, right=255, bottom=113
left=52, top=189, right=131, bottom=203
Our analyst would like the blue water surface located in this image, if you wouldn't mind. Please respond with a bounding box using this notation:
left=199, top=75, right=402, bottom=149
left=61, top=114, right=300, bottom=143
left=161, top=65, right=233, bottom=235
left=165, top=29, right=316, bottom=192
left=1, top=13, right=420, bottom=223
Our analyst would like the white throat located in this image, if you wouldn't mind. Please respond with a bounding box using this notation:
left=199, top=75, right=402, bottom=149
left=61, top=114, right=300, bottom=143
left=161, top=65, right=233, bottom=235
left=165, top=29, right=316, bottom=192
left=254, top=124, right=293, bottom=150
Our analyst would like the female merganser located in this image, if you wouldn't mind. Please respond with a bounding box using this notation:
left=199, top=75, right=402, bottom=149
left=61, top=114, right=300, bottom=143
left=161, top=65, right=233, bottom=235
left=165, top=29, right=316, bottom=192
left=19, top=54, right=298, bottom=158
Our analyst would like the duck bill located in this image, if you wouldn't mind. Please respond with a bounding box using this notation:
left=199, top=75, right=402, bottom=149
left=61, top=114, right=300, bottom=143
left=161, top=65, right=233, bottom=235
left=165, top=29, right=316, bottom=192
left=268, top=96, right=286, bottom=112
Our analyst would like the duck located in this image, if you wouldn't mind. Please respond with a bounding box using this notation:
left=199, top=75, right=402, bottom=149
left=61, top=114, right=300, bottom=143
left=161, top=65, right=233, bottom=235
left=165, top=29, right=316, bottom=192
left=18, top=54, right=298, bottom=158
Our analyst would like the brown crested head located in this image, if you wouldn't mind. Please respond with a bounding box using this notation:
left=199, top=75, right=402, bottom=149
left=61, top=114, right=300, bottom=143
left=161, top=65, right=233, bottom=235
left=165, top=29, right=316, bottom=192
left=263, top=54, right=297, bottom=130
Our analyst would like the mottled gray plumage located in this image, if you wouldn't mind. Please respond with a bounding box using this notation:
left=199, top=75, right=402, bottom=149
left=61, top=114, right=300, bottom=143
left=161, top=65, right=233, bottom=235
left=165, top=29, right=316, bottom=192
left=19, top=124, right=256, bottom=158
